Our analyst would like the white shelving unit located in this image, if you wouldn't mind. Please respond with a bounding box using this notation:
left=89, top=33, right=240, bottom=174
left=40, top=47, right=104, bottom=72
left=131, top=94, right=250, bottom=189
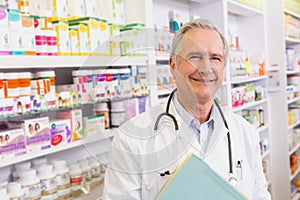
left=0, top=129, right=115, bottom=168
left=0, top=55, right=147, bottom=68
left=265, top=0, right=300, bottom=199
left=232, top=98, right=268, bottom=112
left=0, top=1, right=150, bottom=200
left=1, top=0, right=299, bottom=200
left=153, top=0, right=273, bottom=197
left=282, top=7, right=300, bottom=200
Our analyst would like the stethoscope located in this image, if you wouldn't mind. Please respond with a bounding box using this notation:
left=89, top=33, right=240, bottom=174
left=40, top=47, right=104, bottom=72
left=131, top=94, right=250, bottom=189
left=154, top=88, right=239, bottom=188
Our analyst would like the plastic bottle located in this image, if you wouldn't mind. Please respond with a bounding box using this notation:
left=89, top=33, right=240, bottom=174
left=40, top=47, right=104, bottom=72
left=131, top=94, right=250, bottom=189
left=32, top=157, right=48, bottom=169
left=96, top=152, right=109, bottom=184
left=37, top=164, right=57, bottom=200
left=79, top=159, right=92, bottom=192
left=88, top=157, right=101, bottom=186
left=94, top=102, right=110, bottom=129
left=110, top=100, right=126, bottom=127
left=52, top=160, right=71, bottom=199
left=13, top=161, right=31, bottom=181
left=259, top=107, right=265, bottom=127
left=19, top=169, right=41, bottom=199
left=69, top=163, right=83, bottom=193
left=7, top=182, right=25, bottom=200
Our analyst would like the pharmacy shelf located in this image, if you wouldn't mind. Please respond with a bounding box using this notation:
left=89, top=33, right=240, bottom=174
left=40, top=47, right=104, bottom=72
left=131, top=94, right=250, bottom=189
left=287, top=69, right=300, bottom=75
left=0, top=129, right=116, bottom=169
left=227, top=0, right=263, bottom=16
left=290, top=142, right=300, bottom=156
left=232, top=99, right=268, bottom=112
left=292, top=193, right=300, bottom=200
left=288, top=96, right=300, bottom=105
left=290, top=166, right=300, bottom=181
left=288, top=121, right=300, bottom=131
left=76, top=185, right=103, bottom=200
left=155, top=55, right=169, bottom=61
left=285, top=37, right=300, bottom=46
left=230, top=75, right=267, bottom=85
left=284, top=9, right=300, bottom=20
left=0, top=56, right=147, bottom=68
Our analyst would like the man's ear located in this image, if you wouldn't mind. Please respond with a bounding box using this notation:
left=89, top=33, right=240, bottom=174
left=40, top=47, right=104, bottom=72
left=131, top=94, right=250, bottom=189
left=169, top=57, right=176, bottom=80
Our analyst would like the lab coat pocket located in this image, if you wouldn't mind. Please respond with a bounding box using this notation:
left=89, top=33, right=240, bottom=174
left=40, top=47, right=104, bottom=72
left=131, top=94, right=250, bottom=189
left=143, top=164, right=178, bottom=199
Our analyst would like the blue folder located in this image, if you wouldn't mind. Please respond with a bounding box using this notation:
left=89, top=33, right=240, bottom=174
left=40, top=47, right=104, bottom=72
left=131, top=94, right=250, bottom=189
left=156, top=154, right=248, bottom=200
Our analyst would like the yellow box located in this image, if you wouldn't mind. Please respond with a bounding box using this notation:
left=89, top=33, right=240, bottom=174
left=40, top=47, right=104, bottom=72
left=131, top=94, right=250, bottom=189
left=52, top=18, right=71, bottom=56
left=69, top=21, right=90, bottom=56
left=109, top=23, right=122, bottom=56
left=69, top=28, right=80, bottom=56
left=233, top=0, right=263, bottom=10
left=51, top=0, right=67, bottom=17
left=285, top=0, right=300, bottom=15
left=72, top=17, right=103, bottom=56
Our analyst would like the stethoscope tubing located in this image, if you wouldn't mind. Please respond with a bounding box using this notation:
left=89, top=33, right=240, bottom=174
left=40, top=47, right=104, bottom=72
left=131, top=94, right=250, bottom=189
left=154, top=88, right=233, bottom=175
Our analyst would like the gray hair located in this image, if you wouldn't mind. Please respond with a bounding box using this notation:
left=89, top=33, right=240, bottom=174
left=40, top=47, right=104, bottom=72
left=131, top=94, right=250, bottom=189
left=170, top=18, right=228, bottom=65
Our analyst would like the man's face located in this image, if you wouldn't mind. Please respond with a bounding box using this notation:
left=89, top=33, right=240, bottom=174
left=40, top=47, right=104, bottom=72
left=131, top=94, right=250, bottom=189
left=170, top=28, right=225, bottom=104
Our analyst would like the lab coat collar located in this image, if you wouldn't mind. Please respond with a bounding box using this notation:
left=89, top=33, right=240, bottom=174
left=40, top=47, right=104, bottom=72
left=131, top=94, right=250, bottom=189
left=164, top=98, right=229, bottom=158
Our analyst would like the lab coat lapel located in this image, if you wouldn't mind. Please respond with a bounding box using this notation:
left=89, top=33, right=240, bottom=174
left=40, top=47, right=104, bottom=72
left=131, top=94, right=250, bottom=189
left=167, top=100, right=203, bottom=156
left=205, top=106, right=229, bottom=156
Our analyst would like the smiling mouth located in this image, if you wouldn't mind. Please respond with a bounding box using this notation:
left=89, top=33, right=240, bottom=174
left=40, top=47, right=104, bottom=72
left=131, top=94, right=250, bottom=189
left=190, top=77, right=216, bottom=83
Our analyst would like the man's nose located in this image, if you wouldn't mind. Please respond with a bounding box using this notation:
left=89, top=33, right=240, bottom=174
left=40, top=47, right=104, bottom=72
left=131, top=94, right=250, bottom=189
left=197, top=57, right=213, bottom=73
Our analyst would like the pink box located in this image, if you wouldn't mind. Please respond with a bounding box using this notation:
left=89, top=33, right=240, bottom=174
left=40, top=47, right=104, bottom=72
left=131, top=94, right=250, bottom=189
left=0, top=128, right=26, bottom=159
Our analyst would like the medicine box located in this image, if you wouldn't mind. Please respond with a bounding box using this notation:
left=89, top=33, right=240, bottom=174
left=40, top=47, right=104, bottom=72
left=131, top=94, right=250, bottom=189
left=16, top=96, right=31, bottom=114
left=67, top=0, right=85, bottom=17
left=69, top=28, right=80, bottom=56
left=83, top=114, right=105, bottom=137
left=99, top=19, right=110, bottom=56
left=21, top=15, right=36, bottom=55
left=52, top=18, right=71, bottom=56
left=68, top=21, right=90, bottom=55
left=0, top=128, right=26, bottom=159
left=58, top=109, right=83, bottom=141
left=0, top=6, right=11, bottom=55
left=50, top=119, right=72, bottom=147
left=56, top=84, right=81, bottom=106
left=75, top=17, right=102, bottom=56
left=285, top=0, right=300, bottom=14
left=84, top=0, right=96, bottom=17
left=8, top=9, right=24, bottom=55
left=8, top=117, right=51, bottom=153
left=51, top=0, right=68, bottom=17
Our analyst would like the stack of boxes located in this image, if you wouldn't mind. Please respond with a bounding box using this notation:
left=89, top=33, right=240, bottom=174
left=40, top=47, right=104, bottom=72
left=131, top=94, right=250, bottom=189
left=0, top=0, right=147, bottom=57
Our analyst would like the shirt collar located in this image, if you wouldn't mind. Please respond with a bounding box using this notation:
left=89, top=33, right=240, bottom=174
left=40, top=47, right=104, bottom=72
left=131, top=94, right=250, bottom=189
left=173, top=93, right=215, bottom=128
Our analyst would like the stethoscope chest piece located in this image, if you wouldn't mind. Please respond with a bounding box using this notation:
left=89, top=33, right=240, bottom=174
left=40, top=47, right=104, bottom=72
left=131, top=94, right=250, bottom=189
left=227, top=173, right=239, bottom=188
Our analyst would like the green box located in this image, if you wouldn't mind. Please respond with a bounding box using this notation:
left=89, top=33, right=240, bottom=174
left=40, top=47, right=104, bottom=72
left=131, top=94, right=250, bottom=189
left=285, top=0, right=300, bottom=15
left=234, top=0, right=264, bottom=10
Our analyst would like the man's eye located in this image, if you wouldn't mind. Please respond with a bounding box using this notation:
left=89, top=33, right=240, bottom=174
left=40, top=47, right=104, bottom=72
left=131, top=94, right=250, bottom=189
left=188, top=55, right=202, bottom=61
left=211, top=56, right=222, bottom=62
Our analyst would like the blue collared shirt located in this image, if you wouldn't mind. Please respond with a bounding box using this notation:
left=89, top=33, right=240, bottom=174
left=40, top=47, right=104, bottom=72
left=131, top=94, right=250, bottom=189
left=173, top=94, right=215, bottom=151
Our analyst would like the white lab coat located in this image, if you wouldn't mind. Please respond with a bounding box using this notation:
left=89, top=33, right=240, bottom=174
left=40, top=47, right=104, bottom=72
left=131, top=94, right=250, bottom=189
left=103, top=101, right=271, bottom=200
